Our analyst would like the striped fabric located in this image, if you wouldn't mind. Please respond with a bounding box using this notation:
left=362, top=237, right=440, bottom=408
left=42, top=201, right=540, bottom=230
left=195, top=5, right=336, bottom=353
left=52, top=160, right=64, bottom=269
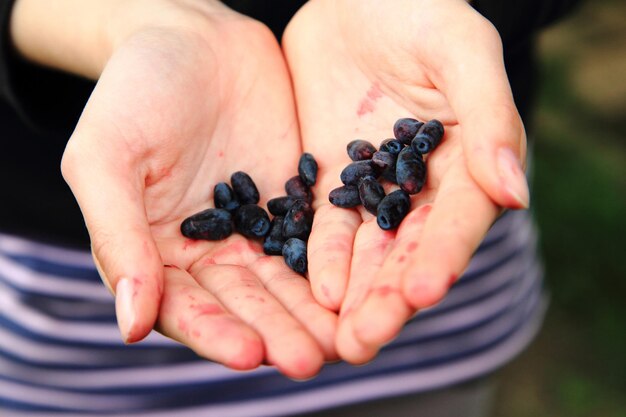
left=0, top=208, right=546, bottom=416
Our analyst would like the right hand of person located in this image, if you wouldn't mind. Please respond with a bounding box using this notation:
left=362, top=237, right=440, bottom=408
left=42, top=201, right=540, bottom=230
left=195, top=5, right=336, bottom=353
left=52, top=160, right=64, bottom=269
left=28, top=0, right=339, bottom=379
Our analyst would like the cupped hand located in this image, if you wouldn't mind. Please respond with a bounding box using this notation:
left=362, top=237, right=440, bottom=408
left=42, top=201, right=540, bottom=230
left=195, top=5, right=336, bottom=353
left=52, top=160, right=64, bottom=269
left=283, top=0, right=529, bottom=363
left=60, top=1, right=336, bottom=379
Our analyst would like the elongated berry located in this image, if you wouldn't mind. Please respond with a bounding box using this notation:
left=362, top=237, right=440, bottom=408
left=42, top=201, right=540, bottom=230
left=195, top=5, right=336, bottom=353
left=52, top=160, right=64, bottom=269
left=377, top=190, right=411, bottom=230
left=298, top=153, right=318, bottom=186
left=263, top=216, right=286, bottom=255
left=393, top=118, right=424, bottom=145
left=285, top=175, right=313, bottom=203
left=340, top=160, right=379, bottom=185
left=411, top=119, right=444, bottom=154
left=181, top=208, right=233, bottom=240
left=372, top=151, right=396, bottom=170
left=282, top=199, right=314, bottom=241
left=347, top=139, right=377, bottom=161
left=231, top=171, right=260, bottom=205
left=282, top=238, right=308, bottom=274
left=267, top=196, right=301, bottom=216
left=379, top=138, right=403, bottom=155
left=396, top=146, right=426, bottom=194
left=234, top=204, right=270, bottom=238
left=328, top=185, right=360, bottom=208
left=214, top=182, right=240, bottom=212
left=358, top=176, right=386, bottom=215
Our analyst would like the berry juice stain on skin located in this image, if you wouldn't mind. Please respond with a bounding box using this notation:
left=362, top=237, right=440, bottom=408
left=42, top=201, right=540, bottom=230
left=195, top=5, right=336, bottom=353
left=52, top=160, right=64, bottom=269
left=178, top=318, right=189, bottom=333
left=190, top=303, right=223, bottom=317
left=375, top=285, right=395, bottom=298
left=356, top=82, right=383, bottom=117
left=182, top=239, right=199, bottom=251
left=448, top=274, right=458, bottom=288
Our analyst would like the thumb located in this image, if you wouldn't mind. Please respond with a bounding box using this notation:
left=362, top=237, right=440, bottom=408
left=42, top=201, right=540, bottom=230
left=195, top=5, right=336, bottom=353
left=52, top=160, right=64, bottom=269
left=439, top=16, right=530, bottom=209
left=62, top=139, right=163, bottom=344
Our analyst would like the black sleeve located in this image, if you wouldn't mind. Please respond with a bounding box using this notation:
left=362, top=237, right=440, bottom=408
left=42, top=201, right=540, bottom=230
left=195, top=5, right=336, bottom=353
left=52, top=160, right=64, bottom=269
left=0, top=0, right=94, bottom=135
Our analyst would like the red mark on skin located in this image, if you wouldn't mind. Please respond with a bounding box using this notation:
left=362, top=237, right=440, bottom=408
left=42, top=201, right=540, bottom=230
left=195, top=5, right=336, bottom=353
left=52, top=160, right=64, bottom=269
left=191, top=303, right=223, bottom=318
left=448, top=274, right=458, bottom=288
left=375, top=285, right=397, bottom=298
left=356, top=82, right=383, bottom=117
left=321, top=284, right=331, bottom=300
left=406, top=242, right=418, bottom=253
left=192, top=330, right=201, bottom=338
left=178, top=318, right=188, bottom=333
left=244, top=295, right=265, bottom=303
left=182, top=239, right=199, bottom=251
left=217, top=150, right=224, bottom=158
left=397, top=255, right=406, bottom=263
left=203, top=257, right=217, bottom=266
left=212, top=241, right=246, bottom=260
left=247, top=240, right=263, bottom=254
left=409, top=204, right=433, bottom=225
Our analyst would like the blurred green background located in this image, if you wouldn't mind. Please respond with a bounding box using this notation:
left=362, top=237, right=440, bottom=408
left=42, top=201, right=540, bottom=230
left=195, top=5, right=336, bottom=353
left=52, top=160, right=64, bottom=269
left=492, top=0, right=626, bottom=416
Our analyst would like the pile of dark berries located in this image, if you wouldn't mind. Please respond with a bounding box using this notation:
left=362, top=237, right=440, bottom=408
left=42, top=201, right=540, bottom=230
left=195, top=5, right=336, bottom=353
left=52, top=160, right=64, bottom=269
left=329, top=118, right=444, bottom=230
left=180, top=154, right=318, bottom=275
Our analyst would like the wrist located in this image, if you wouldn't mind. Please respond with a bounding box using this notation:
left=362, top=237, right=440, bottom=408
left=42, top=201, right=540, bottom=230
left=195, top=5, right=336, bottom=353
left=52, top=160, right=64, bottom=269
left=9, top=0, right=226, bottom=80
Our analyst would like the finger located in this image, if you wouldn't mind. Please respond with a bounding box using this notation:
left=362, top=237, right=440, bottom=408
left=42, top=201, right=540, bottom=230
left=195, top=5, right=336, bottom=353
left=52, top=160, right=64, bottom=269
left=157, top=266, right=264, bottom=370
left=306, top=203, right=361, bottom=311
left=191, top=264, right=324, bottom=379
left=62, top=144, right=162, bottom=344
left=402, top=165, right=500, bottom=309
left=335, top=219, right=396, bottom=364
left=350, top=204, right=433, bottom=348
left=251, top=255, right=339, bottom=360
left=437, top=15, right=529, bottom=209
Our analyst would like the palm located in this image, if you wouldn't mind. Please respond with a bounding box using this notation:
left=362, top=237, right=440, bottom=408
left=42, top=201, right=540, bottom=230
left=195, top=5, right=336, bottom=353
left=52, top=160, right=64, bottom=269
left=284, top=0, right=523, bottom=362
left=63, top=15, right=335, bottom=378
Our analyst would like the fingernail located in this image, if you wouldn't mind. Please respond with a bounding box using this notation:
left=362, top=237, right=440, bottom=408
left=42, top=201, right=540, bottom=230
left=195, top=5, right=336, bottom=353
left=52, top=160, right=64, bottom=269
left=115, top=278, right=136, bottom=344
left=497, top=147, right=530, bottom=208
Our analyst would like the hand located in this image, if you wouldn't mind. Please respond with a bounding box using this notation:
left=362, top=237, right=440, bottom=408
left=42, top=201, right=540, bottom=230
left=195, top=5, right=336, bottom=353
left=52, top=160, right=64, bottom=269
left=283, top=0, right=529, bottom=363
left=59, top=1, right=336, bottom=379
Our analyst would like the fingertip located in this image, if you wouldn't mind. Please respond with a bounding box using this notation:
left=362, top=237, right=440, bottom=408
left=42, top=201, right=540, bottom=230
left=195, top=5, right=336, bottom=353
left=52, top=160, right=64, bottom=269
left=404, top=280, right=448, bottom=310
left=352, top=289, right=412, bottom=347
left=115, top=276, right=162, bottom=343
left=335, top=317, right=378, bottom=365
left=224, top=336, right=265, bottom=371
left=311, top=269, right=345, bottom=311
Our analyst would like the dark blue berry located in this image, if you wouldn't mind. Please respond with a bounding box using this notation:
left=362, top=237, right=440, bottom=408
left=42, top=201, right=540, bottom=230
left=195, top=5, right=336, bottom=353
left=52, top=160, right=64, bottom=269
left=347, top=139, right=377, bottom=161
left=282, top=199, right=314, bottom=241
left=396, top=146, right=426, bottom=195
left=372, top=151, right=396, bottom=170
left=411, top=119, right=444, bottom=154
left=340, top=160, right=379, bottom=185
left=234, top=204, right=270, bottom=238
left=267, top=196, right=301, bottom=216
left=379, top=138, right=404, bottom=155
left=213, top=182, right=240, bottom=212
left=285, top=175, right=313, bottom=203
left=282, top=238, right=308, bottom=274
left=358, top=176, right=386, bottom=215
left=298, top=153, right=318, bottom=187
left=372, top=151, right=398, bottom=184
left=263, top=216, right=286, bottom=256
left=231, top=171, right=260, bottom=205
left=393, top=118, right=424, bottom=145
left=328, top=185, right=361, bottom=208
left=377, top=190, right=411, bottom=230
left=181, top=208, right=233, bottom=240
